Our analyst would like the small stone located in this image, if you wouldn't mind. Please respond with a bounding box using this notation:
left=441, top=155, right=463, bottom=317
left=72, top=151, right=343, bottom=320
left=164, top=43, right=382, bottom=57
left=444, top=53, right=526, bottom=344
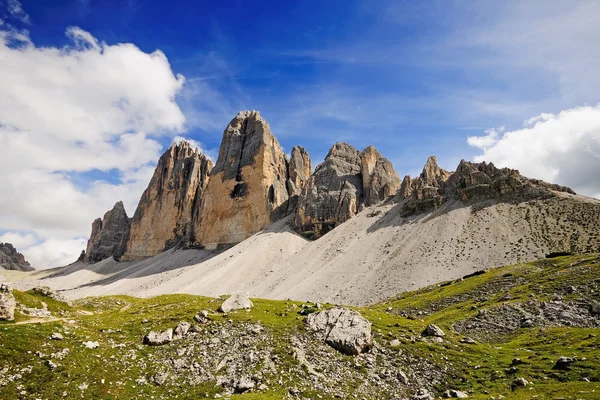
left=83, top=341, right=99, bottom=349
left=151, top=372, right=169, bottom=386
left=460, top=337, right=476, bottom=344
left=397, top=370, right=409, bottom=385
left=554, top=356, right=576, bottom=370
left=46, top=360, right=57, bottom=371
left=390, top=339, right=401, bottom=347
left=520, top=319, right=534, bottom=328
left=173, top=322, right=191, bottom=340
left=235, top=376, right=255, bottom=393
left=50, top=333, right=64, bottom=341
left=421, top=324, right=445, bottom=337
left=511, top=377, right=528, bottom=389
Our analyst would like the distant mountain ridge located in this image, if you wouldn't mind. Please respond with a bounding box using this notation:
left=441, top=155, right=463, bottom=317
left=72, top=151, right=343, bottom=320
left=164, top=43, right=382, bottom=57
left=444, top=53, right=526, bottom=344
left=0, top=242, right=34, bottom=271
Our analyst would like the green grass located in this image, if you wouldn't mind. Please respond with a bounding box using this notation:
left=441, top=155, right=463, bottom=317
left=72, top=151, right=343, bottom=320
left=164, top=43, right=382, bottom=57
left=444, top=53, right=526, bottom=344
left=1, top=254, right=599, bottom=399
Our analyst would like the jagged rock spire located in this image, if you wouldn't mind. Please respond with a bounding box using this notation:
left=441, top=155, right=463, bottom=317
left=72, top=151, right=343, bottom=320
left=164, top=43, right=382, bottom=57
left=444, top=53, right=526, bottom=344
left=122, top=141, right=212, bottom=260
left=85, top=201, right=131, bottom=262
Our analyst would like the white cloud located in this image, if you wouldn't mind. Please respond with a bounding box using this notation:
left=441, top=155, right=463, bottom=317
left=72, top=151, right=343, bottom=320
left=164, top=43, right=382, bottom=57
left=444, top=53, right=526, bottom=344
left=468, top=105, right=600, bottom=199
left=0, top=26, right=187, bottom=268
left=6, top=0, right=30, bottom=24
left=0, top=232, right=36, bottom=249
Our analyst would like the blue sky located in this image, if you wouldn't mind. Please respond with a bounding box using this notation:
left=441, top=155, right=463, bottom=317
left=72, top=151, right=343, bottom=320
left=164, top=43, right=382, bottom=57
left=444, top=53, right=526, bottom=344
left=1, top=0, right=600, bottom=267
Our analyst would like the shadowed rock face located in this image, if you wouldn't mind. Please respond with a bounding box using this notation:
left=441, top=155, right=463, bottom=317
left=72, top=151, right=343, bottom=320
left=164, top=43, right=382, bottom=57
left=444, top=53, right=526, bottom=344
left=195, top=111, right=290, bottom=249
left=294, top=142, right=364, bottom=238
left=360, top=146, right=401, bottom=206
left=0, top=243, right=33, bottom=271
left=397, top=157, right=576, bottom=216
left=85, top=201, right=131, bottom=262
left=287, top=146, right=312, bottom=212
left=123, top=141, right=213, bottom=260
left=293, top=143, right=401, bottom=238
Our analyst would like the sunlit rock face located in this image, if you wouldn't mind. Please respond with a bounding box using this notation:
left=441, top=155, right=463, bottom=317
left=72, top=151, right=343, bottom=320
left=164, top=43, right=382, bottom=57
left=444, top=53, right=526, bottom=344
left=195, top=111, right=290, bottom=249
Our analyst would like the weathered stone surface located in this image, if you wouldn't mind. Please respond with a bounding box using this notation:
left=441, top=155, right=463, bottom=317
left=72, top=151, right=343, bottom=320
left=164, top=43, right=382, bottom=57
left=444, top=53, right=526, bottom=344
left=196, top=111, right=289, bottom=249
left=32, top=286, right=70, bottom=305
left=398, top=157, right=576, bottom=217
left=173, top=321, right=191, bottom=340
left=422, top=324, right=445, bottom=337
left=294, top=142, right=363, bottom=238
left=0, top=284, right=16, bottom=321
left=305, top=306, right=372, bottom=355
left=360, top=146, right=401, bottom=206
left=85, top=201, right=131, bottom=262
left=143, top=328, right=174, bottom=346
left=219, top=292, right=253, bottom=313
left=287, top=146, right=312, bottom=212
left=0, top=242, right=33, bottom=271
left=288, top=146, right=312, bottom=196
left=124, top=141, right=212, bottom=260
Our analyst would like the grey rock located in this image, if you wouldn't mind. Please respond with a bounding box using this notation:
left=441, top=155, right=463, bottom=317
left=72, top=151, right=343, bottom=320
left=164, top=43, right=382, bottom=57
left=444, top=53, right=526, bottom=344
left=0, top=284, right=16, bottom=321
left=143, top=329, right=173, bottom=346
left=50, top=333, right=63, bottom=341
left=512, top=377, right=529, bottom=389
left=397, top=370, right=409, bottom=385
left=294, top=142, right=363, bottom=238
left=305, top=306, right=372, bottom=355
left=151, top=371, right=169, bottom=386
left=422, top=324, right=445, bottom=337
left=194, top=310, right=210, bottom=323
left=219, top=292, right=253, bottom=313
left=0, top=242, right=33, bottom=271
left=520, top=319, right=534, bottom=328
left=32, top=286, right=70, bottom=304
left=444, top=389, right=468, bottom=398
left=287, top=145, right=312, bottom=212
left=84, top=201, right=131, bottom=262
left=360, top=146, right=401, bottom=206
left=235, top=376, right=255, bottom=393
left=83, top=341, right=99, bottom=349
left=412, top=388, right=434, bottom=400
left=554, top=356, right=576, bottom=370
left=173, top=322, right=191, bottom=340
left=46, top=360, right=58, bottom=371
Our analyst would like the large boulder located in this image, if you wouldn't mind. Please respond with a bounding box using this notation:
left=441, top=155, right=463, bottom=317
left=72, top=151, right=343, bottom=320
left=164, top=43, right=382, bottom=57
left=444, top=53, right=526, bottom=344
left=84, top=201, right=131, bottom=262
left=219, top=292, right=253, bottom=313
left=305, top=306, right=372, bottom=355
left=123, top=141, right=213, bottom=260
left=360, top=146, right=401, bottom=206
left=143, top=328, right=173, bottom=346
left=0, top=242, right=33, bottom=271
left=196, top=111, right=290, bottom=249
left=0, top=284, right=16, bottom=321
left=294, top=142, right=363, bottom=238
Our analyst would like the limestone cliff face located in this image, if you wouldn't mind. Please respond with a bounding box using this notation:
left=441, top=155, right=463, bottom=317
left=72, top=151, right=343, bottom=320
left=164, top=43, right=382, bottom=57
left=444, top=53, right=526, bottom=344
left=195, top=111, right=290, bottom=249
left=287, top=146, right=312, bottom=196
left=85, top=201, right=131, bottom=262
left=294, top=142, right=364, bottom=238
left=0, top=243, right=33, bottom=271
left=397, top=157, right=576, bottom=216
left=123, top=142, right=212, bottom=260
left=360, top=146, right=401, bottom=206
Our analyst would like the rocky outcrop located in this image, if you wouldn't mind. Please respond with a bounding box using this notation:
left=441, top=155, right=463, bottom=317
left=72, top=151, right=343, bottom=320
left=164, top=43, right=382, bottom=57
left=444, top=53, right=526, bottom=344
left=293, top=143, right=400, bottom=238
left=294, top=142, right=364, bottom=238
left=397, top=157, right=576, bottom=217
left=360, top=146, right=401, bottom=206
left=0, top=242, right=33, bottom=271
left=0, top=284, right=16, bottom=321
left=85, top=201, right=131, bottom=262
left=287, top=146, right=312, bottom=212
left=143, top=328, right=173, bottom=346
left=123, top=142, right=213, bottom=260
left=195, top=111, right=289, bottom=249
left=305, top=306, right=372, bottom=355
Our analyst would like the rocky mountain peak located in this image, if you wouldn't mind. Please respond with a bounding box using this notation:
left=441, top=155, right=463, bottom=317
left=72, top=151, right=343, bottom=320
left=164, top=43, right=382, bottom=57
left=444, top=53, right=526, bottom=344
left=85, top=201, right=131, bottom=262
left=420, top=155, right=449, bottom=187
left=0, top=242, right=33, bottom=271
left=196, top=110, right=290, bottom=249
left=360, top=146, right=401, bottom=206
left=122, top=141, right=213, bottom=260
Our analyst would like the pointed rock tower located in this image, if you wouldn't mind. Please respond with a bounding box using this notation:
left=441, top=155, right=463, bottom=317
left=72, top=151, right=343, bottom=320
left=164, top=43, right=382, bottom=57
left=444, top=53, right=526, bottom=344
left=195, top=111, right=290, bottom=249
left=122, top=141, right=212, bottom=260
left=85, top=201, right=131, bottom=262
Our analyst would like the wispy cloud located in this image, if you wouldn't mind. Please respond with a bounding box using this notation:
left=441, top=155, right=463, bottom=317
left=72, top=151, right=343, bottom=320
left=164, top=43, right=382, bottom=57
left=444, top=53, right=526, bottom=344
left=6, top=0, right=30, bottom=24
